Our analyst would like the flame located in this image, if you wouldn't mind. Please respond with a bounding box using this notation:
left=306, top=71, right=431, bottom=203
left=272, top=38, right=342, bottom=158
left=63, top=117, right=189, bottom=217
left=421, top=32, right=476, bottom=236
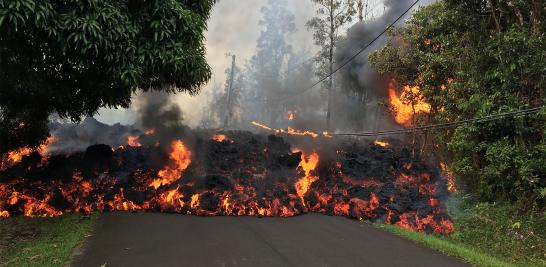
left=294, top=152, right=320, bottom=206
left=190, top=194, right=200, bottom=209
left=440, top=162, right=457, bottom=193
left=388, top=80, right=431, bottom=127
left=251, top=121, right=273, bottom=131
left=7, top=147, right=33, bottom=163
left=212, top=134, right=229, bottom=142
left=251, top=121, right=332, bottom=139
left=0, top=134, right=455, bottom=235
left=2, top=137, right=56, bottom=170
left=159, top=187, right=184, bottom=211
left=374, top=140, right=389, bottom=148
left=150, top=140, right=192, bottom=189
left=127, top=136, right=142, bottom=147
left=288, top=110, right=296, bottom=121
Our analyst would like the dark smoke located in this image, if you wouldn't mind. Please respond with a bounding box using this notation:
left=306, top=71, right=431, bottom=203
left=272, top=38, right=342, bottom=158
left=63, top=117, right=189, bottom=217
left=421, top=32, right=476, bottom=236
left=333, top=0, right=436, bottom=132
left=135, top=91, right=192, bottom=150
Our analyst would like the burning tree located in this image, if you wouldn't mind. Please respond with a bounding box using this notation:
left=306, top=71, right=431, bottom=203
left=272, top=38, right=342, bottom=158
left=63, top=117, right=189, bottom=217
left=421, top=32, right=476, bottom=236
left=370, top=1, right=546, bottom=208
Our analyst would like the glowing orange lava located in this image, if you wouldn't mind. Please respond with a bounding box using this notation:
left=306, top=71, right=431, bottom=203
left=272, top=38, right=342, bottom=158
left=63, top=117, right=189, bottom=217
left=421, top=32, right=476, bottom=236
left=150, top=140, right=192, bottom=189
left=388, top=80, right=431, bottom=127
left=127, top=136, right=142, bottom=147
left=212, top=134, right=229, bottom=142
left=374, top=140, right=389, bottom=148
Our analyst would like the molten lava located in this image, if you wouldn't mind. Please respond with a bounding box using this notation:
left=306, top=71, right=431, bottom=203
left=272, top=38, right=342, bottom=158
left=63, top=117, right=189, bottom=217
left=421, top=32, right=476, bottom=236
left=388, top=80, right=431, bottom=127
left=212, top=134, right=229, bottom=143
left=150, top=140, right=192, bottom=189
left=127, top=136, right=142, bottom=147
left=374, top=140, right=389, bottom=148
left=0, top=132, right=455, bottom=236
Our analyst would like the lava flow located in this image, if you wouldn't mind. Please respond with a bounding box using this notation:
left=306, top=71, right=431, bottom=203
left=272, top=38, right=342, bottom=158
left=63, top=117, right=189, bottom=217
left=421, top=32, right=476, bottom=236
left=0, top=131, right=454, bottom=235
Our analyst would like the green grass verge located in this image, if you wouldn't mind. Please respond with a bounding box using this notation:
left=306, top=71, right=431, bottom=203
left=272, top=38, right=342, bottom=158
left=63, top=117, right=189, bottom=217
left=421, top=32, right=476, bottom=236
left=378, top=223, right=515, bottom=267
left=377, top=200, right=545, bottom=267
left=0, top=213, right=96, bottom=267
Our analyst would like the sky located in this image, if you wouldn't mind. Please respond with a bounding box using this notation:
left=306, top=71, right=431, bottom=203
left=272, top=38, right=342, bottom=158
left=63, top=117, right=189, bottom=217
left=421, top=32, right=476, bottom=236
left=95, top=0, right=316, bottom=127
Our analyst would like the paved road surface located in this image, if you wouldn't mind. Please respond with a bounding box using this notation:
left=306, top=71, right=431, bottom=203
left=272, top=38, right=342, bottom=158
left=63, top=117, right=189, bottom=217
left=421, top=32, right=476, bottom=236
left=71, top=213, right=469, bottom=267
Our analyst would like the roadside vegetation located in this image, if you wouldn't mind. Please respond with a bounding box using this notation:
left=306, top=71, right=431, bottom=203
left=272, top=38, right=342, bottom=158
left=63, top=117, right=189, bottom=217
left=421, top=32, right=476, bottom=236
left=0, top=214, right=96, bottom=267
left=379, top=196, right=546, bottom=267
left=370, top=1, right=545, bottom=265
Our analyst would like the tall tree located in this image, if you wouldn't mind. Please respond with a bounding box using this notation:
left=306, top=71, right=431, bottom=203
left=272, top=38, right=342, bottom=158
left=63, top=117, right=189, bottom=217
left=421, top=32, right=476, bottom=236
left=307, top=0, right=356, bottom=131
left=248, top=0, right=295, bottom=127
left=0, top=0, right=215, bottom=153
left=370, top=1, right=546, bottom=207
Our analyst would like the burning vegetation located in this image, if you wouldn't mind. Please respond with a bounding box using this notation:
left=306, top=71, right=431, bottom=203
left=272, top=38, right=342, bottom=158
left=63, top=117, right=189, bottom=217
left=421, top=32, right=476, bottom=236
left=388, top=79, right=431, bottom=127
left=0, top=129, right=454, bottom=236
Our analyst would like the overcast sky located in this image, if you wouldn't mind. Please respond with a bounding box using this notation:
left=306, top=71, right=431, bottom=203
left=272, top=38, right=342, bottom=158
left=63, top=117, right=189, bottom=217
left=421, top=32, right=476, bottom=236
left=95, top=0, right=316, bottom=126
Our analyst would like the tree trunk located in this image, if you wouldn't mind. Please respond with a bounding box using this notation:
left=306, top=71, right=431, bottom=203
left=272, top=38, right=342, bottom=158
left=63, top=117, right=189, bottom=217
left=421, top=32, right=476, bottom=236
left=326, top=0, right=335, bottom=131
left=488, top=0, right=501, bottom=32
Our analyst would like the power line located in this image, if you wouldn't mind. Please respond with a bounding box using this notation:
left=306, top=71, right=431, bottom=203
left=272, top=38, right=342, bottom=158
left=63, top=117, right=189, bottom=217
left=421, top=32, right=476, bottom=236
left=333, top=107, right=544, bottom=137
left=269, top=0, right=421, bottom=103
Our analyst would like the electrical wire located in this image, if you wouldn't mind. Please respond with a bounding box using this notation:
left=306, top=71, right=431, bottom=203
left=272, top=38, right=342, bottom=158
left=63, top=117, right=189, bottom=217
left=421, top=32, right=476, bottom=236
left=333, top=107, right=544, bottom=137
left=268, top=0, right=422, bottom=103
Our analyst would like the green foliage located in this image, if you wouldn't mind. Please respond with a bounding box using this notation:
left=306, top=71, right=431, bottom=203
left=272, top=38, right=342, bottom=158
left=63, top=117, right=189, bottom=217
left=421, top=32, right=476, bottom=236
left=0, top=0, right=215, bottom=153
left=451, top=201, right=546, bottom=266
left=369, top=1, right=546, bottom=208
left=0, top=213, right=96, bottom=266
left=379, top=200, right=546, bottom=266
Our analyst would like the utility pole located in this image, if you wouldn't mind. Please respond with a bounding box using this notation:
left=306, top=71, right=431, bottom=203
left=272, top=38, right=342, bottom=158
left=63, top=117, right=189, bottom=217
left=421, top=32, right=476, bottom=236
left=223, top=55, right=236, bottom=128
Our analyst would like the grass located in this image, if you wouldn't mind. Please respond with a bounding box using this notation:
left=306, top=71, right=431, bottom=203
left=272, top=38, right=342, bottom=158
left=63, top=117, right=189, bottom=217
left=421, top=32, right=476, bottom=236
left=377, top=199, right=546, bottom=267
left=379, top=224, right=515, bottom=267
left=0, top=213, right=96, bottom=267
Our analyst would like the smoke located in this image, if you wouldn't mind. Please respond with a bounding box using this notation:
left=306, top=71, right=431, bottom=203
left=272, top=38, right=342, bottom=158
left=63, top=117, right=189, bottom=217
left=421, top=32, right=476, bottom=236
left=135, top=91, right=190, bottom=145
left=332, top=0, right=437, bottom=132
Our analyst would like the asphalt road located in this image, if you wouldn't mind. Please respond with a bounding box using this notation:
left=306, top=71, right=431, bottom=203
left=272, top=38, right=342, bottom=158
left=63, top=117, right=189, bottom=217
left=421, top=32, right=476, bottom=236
left=71, top=213, right=470, bottom=267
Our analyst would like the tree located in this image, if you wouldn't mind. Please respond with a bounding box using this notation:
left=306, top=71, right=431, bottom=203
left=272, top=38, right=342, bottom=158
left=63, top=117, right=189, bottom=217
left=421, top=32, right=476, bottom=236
left=370, top=1, right=546, bottom=208
left=0, top=0, right=215, bottom=153
left=247, top=0, right=295, bottom=127
left=307, top=0, right=356, bottom=131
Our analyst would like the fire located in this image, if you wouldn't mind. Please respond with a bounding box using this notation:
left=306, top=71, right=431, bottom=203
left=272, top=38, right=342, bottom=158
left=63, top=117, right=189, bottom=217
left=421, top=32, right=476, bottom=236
left=212, top=134, right=229, bottom=142
left=251, top=121, right=273, bottom=131
left=127, top=136, right=142, bottom=147
left=294, top=152, right=320, bottom=206
left=159, top=187, right=185, bottom=211
left=440, top=162, right=457, bottom=193
left=287, top=110, right=296, bottom=121
left=374, top=140, right=389, bottom=148
left=190, top=194, right=200, bottom=209
left=2, top=136, right=56, bottom=170
left=145, top=129, right=156, bottom=135
left=0, top=131, right=455, bottom=236
left=7, top=147, right=33, bottom=163
left=388, top=80, right=431, bottom=127
left=251, top=121, right=332, bottom=139
left=150, top=140, right=192, bottom=189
